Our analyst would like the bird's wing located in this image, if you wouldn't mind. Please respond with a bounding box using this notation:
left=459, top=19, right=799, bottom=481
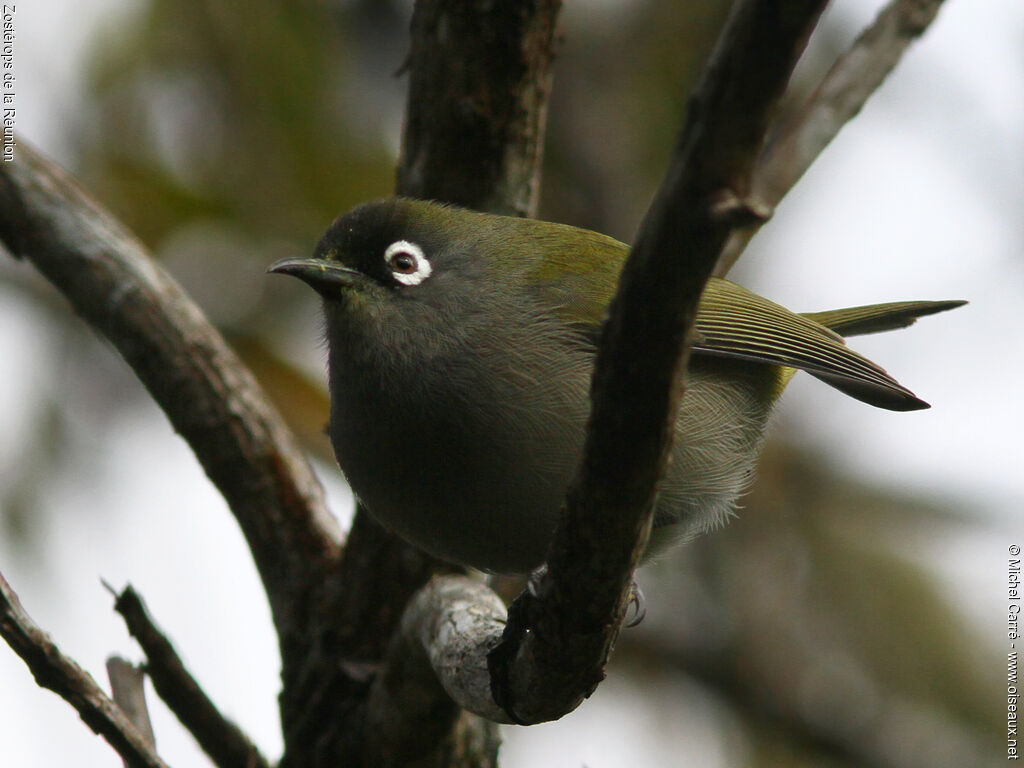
left=523, top=224, right=956, bottom=412
left=693, top=280, right=930, bottom=411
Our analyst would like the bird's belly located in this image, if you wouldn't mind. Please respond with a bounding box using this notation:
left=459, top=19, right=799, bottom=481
left=329, top=368, right=588, bottom=573
left=329, top=354, right=781, bottom=573
left=647, top=358, right=782, bottom=553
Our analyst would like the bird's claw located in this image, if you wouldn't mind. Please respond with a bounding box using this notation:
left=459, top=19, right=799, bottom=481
left=625, top=582, right=646, bottom=627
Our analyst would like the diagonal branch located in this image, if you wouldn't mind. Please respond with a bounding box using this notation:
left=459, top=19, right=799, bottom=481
left=0, top=140, right=339, bottom=654
left=488, top=0, right=830, bottom=724
left=111, top=585, right=271, bottom=768
left=715, top=0, right=948, bottom=275
left=0, top=570, right=171, bottom=768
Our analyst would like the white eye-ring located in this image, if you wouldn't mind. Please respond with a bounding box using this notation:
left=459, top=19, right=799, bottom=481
left=384, top=240, right=432, bottom=286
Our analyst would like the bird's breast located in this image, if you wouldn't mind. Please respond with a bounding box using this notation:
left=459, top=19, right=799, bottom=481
left=326, top=318, right=592, bottom=572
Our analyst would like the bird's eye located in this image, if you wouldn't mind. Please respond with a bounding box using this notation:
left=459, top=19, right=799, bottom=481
left=384, top=240, right=432, bottom=286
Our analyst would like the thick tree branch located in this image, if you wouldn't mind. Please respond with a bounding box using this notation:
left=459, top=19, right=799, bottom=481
left=715, top=0, right=947, bottom=275
left=487, top=0, right=830, bottom=724
left=112, top=586, right=270, bottom=768
left=0, top=139, right=339, bottom=666
left=363, top=576, right=509, bottom=766
left=0, top=570, right=171, bottom=768
left=397, top=0, right=562, bottom=217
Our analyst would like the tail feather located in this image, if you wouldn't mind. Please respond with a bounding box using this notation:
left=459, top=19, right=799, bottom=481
left=803, top=300, right=966, bottom=337
left=693, top=281, right=966, bottom=412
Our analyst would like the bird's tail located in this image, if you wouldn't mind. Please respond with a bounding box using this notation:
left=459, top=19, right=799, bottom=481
left=802, top=300, right=966, bottom=338
left=797, top=299, right=966, bottom=410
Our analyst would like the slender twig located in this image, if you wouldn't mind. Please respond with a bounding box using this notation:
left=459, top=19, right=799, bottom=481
left=0, top=139, right=339, bottom=651
left=715, top=0, right=948, bottom=275
left=111, top=586, right=271, bottom=768
left=0, top=570, right=171, bottom=768
left=487, top=0, right=830, bottom=724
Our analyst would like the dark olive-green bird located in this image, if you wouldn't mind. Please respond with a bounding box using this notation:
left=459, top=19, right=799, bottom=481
left=270, top=197, right=963, bottom=574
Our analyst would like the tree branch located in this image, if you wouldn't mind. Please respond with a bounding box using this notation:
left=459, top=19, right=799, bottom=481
left=111, top=586, right=270, bottom=768
left=714, top=0, right=948, bottom=275
left=0, top=570, right=171, bottom=768
left=0, top=139, right=339, bottom=662
left=397, top=0, right=562, bottom=217
left=363, top=576, right=509, bottom=766
left=487, top=0, right=830, bottom=724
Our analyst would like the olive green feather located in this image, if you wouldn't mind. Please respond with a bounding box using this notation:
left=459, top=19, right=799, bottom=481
left=691, top=281, right=956, bottom=411
left=803, top=300, right=967, bottom=336
left=510, top=218, right=961, bottom=412
left=392, top=202, right=961, bottom=413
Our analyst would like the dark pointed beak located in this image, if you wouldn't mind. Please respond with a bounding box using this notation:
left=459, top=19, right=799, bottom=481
left=267, top=258, right=365, bottom=295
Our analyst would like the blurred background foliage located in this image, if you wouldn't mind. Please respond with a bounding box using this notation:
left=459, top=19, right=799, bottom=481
left=0, top=0, right=1002, bottom=766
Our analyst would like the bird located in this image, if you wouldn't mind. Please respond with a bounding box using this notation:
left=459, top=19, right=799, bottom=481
left=269, top=197, right=964, bottom=574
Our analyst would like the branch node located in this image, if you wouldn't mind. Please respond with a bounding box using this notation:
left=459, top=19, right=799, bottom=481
left=708, top=189, right=772, bottom=229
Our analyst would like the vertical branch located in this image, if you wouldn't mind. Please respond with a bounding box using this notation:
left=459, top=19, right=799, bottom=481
left=106, top=658, right=157, bottom=757
left=397, top=0, right=562, bottom=216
